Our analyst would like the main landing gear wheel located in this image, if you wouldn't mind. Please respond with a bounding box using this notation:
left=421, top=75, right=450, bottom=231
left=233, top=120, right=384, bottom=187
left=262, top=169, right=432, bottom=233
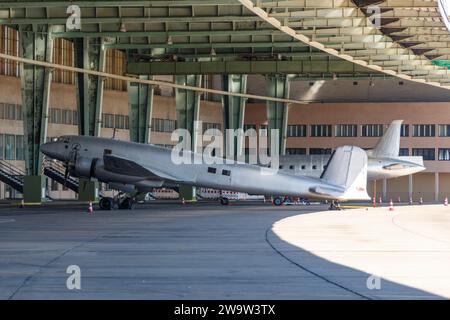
left=99, top=197, right=114, bottom=210
left=220, top=197, right=230, bottom=206
left=118, top=197, right=134, bottom=210
left=273, top=197, right=284, bottom=206
left=329, top=201, right=342, bottom=211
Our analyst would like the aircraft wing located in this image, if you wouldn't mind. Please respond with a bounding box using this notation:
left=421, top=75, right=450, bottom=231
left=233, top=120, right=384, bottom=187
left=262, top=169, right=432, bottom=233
left=103, top=154, right=180, bottom=181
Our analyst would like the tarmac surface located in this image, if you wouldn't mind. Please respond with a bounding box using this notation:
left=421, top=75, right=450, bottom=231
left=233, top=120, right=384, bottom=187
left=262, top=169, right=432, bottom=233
left=0, top=201, right=447, bottom=299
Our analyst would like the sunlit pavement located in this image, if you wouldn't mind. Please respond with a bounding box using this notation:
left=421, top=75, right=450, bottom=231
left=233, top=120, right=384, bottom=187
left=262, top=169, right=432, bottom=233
left=0, top=202, right=444, bottom=299
left=272, top=204, right=450, bottom=299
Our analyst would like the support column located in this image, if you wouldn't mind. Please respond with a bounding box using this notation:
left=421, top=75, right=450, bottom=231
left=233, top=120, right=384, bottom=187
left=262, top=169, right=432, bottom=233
left=127, top=76, right=154, bottom=144
left=266, top=76, right=290, bottom=156
left=19, top=25, right=54, bottom=203
left=175, top=75, right=202, bottom=201
left=435, top=172, right=440, bottom=202
left=382, top=179, right=387, bottom=201
left=73, top=38, right=106, bottom=201
left=74, top=37, right=106, bottom=137
left=222, top=74, right=247, bottom=159
left=409, top=175, right=413, bottom=200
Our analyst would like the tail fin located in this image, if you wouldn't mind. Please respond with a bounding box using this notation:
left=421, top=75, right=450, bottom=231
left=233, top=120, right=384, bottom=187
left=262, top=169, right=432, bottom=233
left=370, top=120, right=403, bottom=158
left=319, top=146, right=370, bottom=201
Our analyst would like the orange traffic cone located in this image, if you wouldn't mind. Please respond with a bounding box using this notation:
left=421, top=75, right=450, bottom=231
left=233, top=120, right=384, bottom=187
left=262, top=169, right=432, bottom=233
left=87, top=201, right=93, bottom=214
left=372, top=198, right=376, bottom=208
left=379, top=197, right=383, bottom=204
left=389, top=199, right=394, bottom=211
left=445, top=197, right=448, bottom=207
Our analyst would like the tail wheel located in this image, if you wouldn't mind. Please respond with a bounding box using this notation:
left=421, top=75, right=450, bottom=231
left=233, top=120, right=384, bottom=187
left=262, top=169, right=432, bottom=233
left=273, top=197, right=284, bottom=206
left=99, top=197, right=114, bottom=210
left=118, top=197, right=134, bottom=210
left=220, top=197, right=230, bottom=206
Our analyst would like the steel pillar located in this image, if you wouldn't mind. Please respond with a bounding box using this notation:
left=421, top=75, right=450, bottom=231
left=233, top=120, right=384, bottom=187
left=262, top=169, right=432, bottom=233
left=175, top=75, right=202, bottom=201
left=19, top=25, right=54, bottom=203
left=127, top=76, right=154, bottom=144
left=74, top=37, right=106, bottom=137
left=73, top=38, right=105, bottom=201
left=266, top=76, right=290, bottom=156
left=435, top=172, right=440, bottom=202
left=222, top=74, right=247, bottom=159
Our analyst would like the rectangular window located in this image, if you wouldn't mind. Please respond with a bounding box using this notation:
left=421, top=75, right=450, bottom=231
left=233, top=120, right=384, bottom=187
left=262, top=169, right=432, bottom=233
left=115, top=115, right=125, bottom=129
left=310, top=148, right=332, bottom=155
left=362, top=124, right=383, bottom=137
left=0, top=134, right=4, bottom=160
left=4, top=134, right=15, bottom=160
left=412, top=148, right=435, bottom=161
left=50, top=108, right=63, bottom=124
left=151, top=118, right=176, bottom=133
left=287, top=125, right=307, bottom=137
left=152, top=118, right=163, bottom=132
left=72, top=110, right=79, bottom=125
left=401, top=124, right=409, bottom=137
left=15, top=135, right=24, bottom=161
left=102, top=114, right=115, bottom=128
left=310, top=125, right=332, bottom=137
left=286, top=148, right=307, bottom=155
left=399, top=148, right=409, bottom=156
left=207, top=167, right=216, bottom=174
left=222, top=169, right=231, bottom=176
left=165, top=119, right=176, bottom=132
left=439, top=149, right=450, bottom=161
left=5, top=103, right=15, bottom=120
left=0, top=103, right=4, bottom=119
left=203, top=122, right=221, bottom=134
left=335, top=124, right=357, bottom=137
left=413, top=124, right=435, bottom=137
left=124, top=116, right=129, bottom=130
left=62, top=109, right=72, bottom=125
left=439, top=125, right=450, bottom=137
left=15, top=104, right=22, bottom=120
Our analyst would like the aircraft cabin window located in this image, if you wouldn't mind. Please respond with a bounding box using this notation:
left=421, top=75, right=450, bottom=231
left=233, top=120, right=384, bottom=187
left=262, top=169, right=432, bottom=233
left=289, top=165, right=295, bottom=170
left=312, top=165, right=317, bottom=170
left=207, top=167, right=217, bottom=174
left=301, top=165, right=306, bottom=170
left=222, top=169, right=231, bottom=176
left=279, top=165, right=284, bottom=169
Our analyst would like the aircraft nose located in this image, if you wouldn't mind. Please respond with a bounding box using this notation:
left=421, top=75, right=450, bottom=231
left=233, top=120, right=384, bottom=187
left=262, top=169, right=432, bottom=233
left=40, top=141, right=64, bottom=160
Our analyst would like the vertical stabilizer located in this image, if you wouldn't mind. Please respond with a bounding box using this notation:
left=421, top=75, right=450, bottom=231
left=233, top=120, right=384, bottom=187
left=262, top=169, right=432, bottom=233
left=320, top=146, right=370, bottom=200
left=370, top=120, right=403, bottom=158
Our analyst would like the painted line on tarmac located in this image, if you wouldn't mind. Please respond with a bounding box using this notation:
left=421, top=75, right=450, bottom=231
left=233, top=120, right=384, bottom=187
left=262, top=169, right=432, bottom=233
left=265, top=227, right=372, bottom=300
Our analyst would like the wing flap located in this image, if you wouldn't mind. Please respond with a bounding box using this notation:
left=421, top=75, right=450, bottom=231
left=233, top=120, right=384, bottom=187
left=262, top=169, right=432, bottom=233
left=103, top=154, right=179, bottom=181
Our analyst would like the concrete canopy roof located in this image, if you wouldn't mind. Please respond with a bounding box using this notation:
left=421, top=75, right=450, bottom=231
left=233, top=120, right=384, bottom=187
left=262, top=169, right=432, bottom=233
left=0, top=0, right=449, bottom=86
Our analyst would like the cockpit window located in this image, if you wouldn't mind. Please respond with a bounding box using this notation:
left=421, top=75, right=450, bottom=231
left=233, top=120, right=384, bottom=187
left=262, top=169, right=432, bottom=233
left=57, top=136, right=71, bottom=143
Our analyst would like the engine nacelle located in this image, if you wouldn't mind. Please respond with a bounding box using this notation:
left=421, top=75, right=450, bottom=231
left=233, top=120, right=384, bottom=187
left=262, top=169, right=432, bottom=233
left=70, top=156, right=95, bottom=179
